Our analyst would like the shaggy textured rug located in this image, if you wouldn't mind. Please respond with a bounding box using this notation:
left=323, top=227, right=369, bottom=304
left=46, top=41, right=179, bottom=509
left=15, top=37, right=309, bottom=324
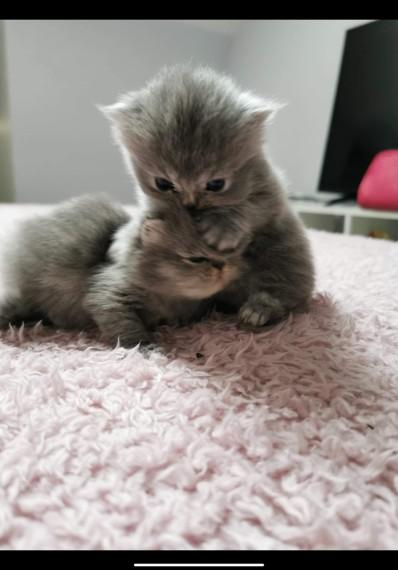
left=0, top=204, right=397, bottom=550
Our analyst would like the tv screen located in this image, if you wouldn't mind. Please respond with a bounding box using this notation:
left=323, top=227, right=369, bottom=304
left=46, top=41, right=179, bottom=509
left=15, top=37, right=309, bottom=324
left=318, top=20, right=398, bottom=198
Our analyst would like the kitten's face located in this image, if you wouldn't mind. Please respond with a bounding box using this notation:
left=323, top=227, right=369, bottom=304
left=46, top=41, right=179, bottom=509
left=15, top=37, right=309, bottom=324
left=139, top=217, right=243, bottom=300
left=102, top=65, right=277, bottom=210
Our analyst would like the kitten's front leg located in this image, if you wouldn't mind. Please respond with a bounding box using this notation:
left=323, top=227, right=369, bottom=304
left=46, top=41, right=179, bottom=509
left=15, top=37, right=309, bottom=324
left=93, top=308, right=153, bottom=349
left=84, top=272, right=153, bottom=349
left=194, top=208, right=250, bottom=253
left=238, top=292, right=286, bottom=328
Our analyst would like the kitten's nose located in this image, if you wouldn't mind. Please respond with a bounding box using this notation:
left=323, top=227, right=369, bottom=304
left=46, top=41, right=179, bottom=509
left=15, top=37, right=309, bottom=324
left=186, top=204, right=198, bottom=215
left=211, top=260, right=225, bottom=270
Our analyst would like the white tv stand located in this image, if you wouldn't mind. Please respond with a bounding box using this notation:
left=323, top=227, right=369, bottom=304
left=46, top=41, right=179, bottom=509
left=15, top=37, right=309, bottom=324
left=289, top=195, right=398, bottom=241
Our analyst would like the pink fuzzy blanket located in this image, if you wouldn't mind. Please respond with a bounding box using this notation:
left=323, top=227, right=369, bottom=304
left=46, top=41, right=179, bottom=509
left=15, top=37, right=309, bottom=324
left=0, top=204, right=397, bottom=550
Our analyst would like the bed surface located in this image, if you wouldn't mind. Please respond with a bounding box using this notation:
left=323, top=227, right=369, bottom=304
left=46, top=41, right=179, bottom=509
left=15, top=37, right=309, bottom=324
left=0, top=204, right=397, bottom=549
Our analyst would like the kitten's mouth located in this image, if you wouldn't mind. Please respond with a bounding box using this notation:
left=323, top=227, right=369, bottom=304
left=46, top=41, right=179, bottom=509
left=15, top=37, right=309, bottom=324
left=179, top=277, right=226, bottom=299
left=186, top=205, right=200, bottom=216
left=217, top=270, right=226, bottom=284
left=219, top=265, right=239, bottom=285
left=187, top=210, right=203, bottom=224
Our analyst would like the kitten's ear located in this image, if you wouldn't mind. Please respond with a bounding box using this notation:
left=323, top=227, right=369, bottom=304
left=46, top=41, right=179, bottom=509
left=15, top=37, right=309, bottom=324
left=96, top=102, right=130, bottom=125
left=249, top=107, right=275, bottom=124
left=97, top=102, right=124, bottom=123
left=248, top=102, right=286, bottom=126
left=241, top=92, right=286, bottom=126
left=141, top=219, right=167, bottom=246
left=96, top=92, right=140, bottom=125
left=240, top=98, right=286, bottom=151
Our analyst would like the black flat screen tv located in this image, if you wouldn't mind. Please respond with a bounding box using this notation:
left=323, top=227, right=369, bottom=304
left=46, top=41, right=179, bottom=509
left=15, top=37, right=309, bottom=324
left=318, top=20, right=398, bottom=202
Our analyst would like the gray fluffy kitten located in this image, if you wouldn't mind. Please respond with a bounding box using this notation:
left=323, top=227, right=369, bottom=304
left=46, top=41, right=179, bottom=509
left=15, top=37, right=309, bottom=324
left=101, top=64, right=315, bottom=326
left=0, top=194, right=244, bottom=347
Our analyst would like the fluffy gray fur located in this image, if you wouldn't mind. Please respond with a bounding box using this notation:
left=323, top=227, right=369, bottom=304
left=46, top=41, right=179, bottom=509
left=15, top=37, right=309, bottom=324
left=0, top=195, right=244, bottom=347
left=102, top=64, right=315, bottom=326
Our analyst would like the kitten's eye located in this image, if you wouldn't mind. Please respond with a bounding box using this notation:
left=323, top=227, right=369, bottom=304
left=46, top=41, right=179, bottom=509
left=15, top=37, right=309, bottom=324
left=206, top=179, right=225, bottom=192
left=186, top=257, right=209, bottom=264
left=155, top=177, right=175, bottom=192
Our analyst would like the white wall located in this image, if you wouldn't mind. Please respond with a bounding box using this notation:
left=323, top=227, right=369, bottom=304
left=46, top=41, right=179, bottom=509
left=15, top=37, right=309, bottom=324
left=4, top=20, right=232, bottom=203
left=0, top=21, right=14, bottom=202
left=228, top=20, right=372, bottom=195
left=3, top=19, right=375, bottom=203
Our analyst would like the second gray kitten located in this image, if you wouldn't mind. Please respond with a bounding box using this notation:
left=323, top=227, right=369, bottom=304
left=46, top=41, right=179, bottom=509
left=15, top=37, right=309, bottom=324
left=0, top=195, right=244, bottom=347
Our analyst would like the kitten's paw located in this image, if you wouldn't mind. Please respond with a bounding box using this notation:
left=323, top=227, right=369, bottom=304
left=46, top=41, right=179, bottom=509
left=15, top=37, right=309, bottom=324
left=239, top=304, right=272, bottom=327
left=203, top=226, right=244, bottom=253
left=195, top=211, right=248, bottom=253
left=238, top=292, right=285, bottom=328
left=108, top=331, right=154, bottom=349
